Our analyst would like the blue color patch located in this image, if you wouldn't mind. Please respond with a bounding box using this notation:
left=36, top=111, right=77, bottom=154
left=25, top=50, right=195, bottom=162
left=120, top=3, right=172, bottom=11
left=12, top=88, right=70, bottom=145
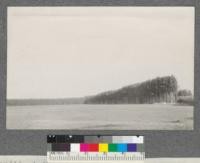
left=117, top=144, right=127, bottom=152
left=127, top=143, right=137, bottom=152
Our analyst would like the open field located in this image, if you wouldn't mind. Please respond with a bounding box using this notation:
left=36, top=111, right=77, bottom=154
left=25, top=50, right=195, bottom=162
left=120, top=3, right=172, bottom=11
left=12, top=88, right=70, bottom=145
left=7, top=104, right=193, bottom=130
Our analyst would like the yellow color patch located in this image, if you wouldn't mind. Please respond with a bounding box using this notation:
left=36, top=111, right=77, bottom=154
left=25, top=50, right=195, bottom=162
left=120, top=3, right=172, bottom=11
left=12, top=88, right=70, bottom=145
left=99, top=143, right=108, bottom=152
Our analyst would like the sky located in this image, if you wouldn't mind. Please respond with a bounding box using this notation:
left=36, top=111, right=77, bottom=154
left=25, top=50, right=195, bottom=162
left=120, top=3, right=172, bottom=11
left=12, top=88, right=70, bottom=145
left=7, top=7, right=194, bottom=99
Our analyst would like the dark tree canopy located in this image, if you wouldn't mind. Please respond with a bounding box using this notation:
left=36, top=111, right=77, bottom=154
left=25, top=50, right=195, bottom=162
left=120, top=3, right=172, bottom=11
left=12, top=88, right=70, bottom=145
left=177, top=89, right=192, bottom=96
left=84, top=75, right=178, bottom=104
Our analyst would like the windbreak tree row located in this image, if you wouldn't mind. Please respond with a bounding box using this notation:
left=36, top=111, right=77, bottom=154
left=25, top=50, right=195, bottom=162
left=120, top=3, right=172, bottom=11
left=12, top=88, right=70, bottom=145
left=84, top=75, right=178, bottom=104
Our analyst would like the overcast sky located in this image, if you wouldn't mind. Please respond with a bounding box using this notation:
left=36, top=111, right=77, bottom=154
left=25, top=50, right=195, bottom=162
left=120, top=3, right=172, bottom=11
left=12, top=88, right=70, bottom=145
left=7, top=7, right=194, bottom=99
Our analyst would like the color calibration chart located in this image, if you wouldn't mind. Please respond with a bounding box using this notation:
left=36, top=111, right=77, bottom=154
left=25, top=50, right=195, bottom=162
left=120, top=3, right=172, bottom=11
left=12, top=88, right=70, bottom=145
left=47, top=135, right=145, bottom=162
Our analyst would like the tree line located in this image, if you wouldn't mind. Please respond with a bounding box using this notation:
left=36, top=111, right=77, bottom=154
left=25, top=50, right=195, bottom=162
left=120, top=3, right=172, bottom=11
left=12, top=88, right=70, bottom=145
left=84, top=75, right=178, bottom=104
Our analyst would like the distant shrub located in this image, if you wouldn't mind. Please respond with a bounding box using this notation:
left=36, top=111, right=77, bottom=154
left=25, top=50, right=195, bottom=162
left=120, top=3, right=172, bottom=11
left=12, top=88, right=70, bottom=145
left=177, top=90, right=192, bottom=96
left=177, top=96, right=194, bottom=106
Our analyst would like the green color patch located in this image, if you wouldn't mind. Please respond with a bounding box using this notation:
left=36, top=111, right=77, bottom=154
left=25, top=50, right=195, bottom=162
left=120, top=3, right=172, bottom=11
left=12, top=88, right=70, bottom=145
left=108, top=144, right=118, bottom=152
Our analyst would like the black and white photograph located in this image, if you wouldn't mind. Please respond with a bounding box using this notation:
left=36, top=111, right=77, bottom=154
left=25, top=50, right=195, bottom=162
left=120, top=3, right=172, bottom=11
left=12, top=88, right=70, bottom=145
left=7, top=7, right=194, bottom=130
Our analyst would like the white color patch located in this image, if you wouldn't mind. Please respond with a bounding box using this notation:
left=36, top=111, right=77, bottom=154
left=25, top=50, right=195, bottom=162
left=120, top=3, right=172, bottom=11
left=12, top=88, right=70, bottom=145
left=70, top=143, right=80, bottom=152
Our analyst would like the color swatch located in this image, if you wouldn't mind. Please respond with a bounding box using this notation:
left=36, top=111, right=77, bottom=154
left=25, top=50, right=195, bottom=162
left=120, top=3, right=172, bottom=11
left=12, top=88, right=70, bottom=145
left=50, top=143, right=138, bottom=152
left=47, top=135, right=144, bottom=153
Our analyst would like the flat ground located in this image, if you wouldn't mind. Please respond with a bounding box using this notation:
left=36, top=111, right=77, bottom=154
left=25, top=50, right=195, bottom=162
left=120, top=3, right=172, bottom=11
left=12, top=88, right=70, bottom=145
left=7, top=104, right=193, bottom=130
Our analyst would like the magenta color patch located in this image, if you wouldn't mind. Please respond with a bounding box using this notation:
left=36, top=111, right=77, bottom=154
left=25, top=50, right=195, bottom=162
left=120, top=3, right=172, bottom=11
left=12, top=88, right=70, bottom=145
left=80, top=143, right=89, bottom=152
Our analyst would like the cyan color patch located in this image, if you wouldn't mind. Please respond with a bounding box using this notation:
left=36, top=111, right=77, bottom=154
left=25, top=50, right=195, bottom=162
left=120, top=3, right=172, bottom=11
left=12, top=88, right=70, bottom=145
left=117, top=144, right=127, bottom=152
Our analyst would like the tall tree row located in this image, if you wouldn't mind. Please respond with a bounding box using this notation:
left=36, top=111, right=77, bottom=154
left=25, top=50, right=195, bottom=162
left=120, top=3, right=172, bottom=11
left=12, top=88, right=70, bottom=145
left=84, top=75, right=178, bottom=104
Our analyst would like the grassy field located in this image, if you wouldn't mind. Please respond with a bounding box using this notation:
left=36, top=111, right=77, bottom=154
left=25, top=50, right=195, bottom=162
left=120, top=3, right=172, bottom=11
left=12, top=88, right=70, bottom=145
left=7, top=104, right=193, bottom=130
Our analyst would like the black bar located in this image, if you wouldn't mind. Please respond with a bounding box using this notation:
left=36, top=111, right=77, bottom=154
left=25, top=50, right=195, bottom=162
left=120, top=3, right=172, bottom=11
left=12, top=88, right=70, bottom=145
left=47, top=135, right=85, bottom=143
left=51, top=143, right=70, bottom=152
left=47, top=135, right=56, bottom=143
left=56, top=135, right=66, bottom=143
